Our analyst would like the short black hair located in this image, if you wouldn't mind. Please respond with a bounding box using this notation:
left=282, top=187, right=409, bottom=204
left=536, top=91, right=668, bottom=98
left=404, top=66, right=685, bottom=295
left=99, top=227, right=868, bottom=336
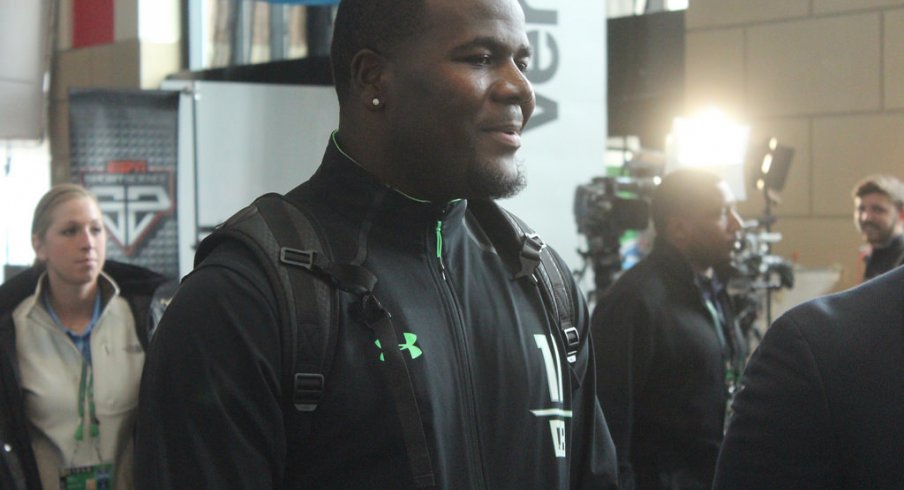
left=330, top=0, right=428, bottom=102
left=651, top=168, right=723, bottom=238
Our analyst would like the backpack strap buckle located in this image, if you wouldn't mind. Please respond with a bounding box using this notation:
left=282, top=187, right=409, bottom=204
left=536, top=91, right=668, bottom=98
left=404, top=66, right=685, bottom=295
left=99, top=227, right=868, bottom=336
left=293, top=373, right=324, bottom=412
left=516, top=233, right=545, bottom=279
left=280, top=247, right=315, bottom=269
left=562, top=325, right=580, bottom=362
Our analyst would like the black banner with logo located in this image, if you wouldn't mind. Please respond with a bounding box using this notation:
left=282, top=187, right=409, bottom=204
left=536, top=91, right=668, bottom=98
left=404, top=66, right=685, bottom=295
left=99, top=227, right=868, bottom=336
left=69, top=89, right=180, bottom=279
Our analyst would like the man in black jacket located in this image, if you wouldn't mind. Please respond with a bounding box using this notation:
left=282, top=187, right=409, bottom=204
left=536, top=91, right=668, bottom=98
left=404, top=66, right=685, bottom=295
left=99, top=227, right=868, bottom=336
left=134, top=0, right=618, bottom=488
left=592, top=169, right=747, bottom=490
left=714, top=265, right=904, bottom=489
left=852, top=174, right=904, bottom=281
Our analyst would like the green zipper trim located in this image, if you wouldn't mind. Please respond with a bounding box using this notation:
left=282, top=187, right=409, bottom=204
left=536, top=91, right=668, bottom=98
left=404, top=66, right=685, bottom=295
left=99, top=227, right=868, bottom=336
left=435, top=220, right=443, bottom=258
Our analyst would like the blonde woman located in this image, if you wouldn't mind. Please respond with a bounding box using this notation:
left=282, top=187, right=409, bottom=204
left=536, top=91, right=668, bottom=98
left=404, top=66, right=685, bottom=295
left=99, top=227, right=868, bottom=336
left=0, top=184, right=171, bottom=490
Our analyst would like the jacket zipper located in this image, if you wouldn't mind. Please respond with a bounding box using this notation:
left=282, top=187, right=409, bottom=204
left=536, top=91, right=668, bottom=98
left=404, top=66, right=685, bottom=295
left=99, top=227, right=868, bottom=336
left=433, top=216, right=488, bottom=489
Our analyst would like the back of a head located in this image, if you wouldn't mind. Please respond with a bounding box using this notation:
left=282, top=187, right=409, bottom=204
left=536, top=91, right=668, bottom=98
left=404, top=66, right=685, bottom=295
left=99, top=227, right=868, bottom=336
left=651, top=168, right=722, bottom=238
left=330, top=0, right=427, bottom=103
left=852, top=174, right=904, bottom=210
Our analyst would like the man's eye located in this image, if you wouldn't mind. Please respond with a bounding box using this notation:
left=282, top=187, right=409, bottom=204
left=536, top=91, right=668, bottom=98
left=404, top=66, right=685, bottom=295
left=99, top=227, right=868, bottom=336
left=469, top=54, right=492, bottom=66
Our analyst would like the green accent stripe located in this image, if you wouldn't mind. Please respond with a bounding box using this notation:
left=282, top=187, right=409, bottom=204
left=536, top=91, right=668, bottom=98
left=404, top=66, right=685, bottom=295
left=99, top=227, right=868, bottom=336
left=435, top=221, right=443, bottom=258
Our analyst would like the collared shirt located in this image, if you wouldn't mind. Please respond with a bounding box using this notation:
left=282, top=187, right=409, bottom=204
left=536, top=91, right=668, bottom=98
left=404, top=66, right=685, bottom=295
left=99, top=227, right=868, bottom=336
left=43, top=292, right=102, bottom=364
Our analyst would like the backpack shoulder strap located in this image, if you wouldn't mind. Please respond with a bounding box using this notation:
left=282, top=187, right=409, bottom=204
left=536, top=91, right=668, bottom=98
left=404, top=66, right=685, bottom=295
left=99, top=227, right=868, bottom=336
left=195, top=193, right=437, bottom=488
left=468, top=199, right=581, bottom=363
left=195, top=193, right=337, bottom=412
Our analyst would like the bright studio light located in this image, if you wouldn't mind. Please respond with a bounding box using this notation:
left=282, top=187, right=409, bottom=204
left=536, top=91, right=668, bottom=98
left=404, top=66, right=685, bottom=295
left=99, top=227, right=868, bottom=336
left=668, top=108, right=750, bottom=169
left=665, top=0, right=689, bottom=11
left=666, top=108, right=751, bottom=201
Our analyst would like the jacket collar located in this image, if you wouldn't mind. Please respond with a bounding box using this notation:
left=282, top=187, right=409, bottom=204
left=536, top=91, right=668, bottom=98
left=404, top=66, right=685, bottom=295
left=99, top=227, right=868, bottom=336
left=301, top=136, right=470, bottom=235
left=648, top=238, right=700, bottom=286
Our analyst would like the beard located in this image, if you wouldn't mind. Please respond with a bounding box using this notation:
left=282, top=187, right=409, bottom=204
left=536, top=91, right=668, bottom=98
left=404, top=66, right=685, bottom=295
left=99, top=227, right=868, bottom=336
left=466, top=158, right=527, bottom=200
left=859, top=221, right=895, bottom=245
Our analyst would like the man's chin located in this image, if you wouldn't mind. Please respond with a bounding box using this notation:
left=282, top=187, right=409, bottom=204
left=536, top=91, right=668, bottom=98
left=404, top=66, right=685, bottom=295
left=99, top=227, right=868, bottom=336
left=467, top=161, right=526, bottom=200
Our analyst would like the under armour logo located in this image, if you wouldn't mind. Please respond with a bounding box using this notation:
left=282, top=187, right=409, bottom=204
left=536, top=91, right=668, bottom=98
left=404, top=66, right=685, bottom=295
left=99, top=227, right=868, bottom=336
left=374, top=332, right=423, bottom=361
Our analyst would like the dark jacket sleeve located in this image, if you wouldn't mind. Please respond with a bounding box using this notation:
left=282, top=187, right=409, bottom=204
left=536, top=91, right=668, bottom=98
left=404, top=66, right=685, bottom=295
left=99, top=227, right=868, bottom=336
left=591, top=285, right=654, bottom=490
left=134, top=242, right=287, bottom=489
left=560, top=254, right=619, bottom=489
left=713, top=313, right=840, bottom=490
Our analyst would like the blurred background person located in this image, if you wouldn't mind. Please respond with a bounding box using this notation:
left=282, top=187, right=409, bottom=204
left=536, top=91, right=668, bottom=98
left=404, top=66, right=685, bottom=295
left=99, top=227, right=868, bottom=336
left=592, top=168, right=748, bottom=490
left=0, top=184, right=170, bottom=490
left=852, top=174, right=904, bottom=281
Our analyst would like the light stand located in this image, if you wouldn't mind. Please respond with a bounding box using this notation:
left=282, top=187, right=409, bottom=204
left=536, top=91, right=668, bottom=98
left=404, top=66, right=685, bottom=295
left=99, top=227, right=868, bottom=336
left=753, top=138, right=794, bottom=325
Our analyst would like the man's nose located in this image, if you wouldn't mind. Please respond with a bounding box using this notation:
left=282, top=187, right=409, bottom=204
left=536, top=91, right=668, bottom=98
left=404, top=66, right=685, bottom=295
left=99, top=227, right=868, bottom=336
left=493, top=61, right=535, bottom=119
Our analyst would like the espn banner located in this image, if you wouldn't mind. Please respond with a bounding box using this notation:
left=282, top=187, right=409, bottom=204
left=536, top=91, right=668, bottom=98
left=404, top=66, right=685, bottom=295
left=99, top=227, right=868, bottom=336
left=69, top=89, right=180, bottom=279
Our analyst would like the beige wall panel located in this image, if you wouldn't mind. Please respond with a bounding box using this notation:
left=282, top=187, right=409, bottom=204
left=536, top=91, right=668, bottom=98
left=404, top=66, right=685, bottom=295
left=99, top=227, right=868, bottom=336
left=51, top=157, right=70, bottom=185
left=747, top=14, right=881, bottom=116
left=115, top=0, right=139, bottom=42
left=812, top=114, right=904, bottom=215
left=814, top=0, right=904, bottom=14
left=139, top=42, right=181, bottom=89
left=686, top=0, right=809, bottom=29
left=738, top=118, right=811, bottom=218
left=52, top=48, right=92, bottom=101
left=56, top=0, right=72, bottom=51
left=772, top=217, right=863, bottom=291
left=90, top=40, right=141, bottom=88
left=886, top=9, right=904, bottom=109
left=48, top=100, right=69, bottom=161
left=685, top=29, right=746, bottom=115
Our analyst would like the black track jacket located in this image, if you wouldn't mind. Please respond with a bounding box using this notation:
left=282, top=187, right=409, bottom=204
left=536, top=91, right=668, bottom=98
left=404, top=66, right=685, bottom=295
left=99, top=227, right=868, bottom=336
left=135, top=138, right=618, bottom=489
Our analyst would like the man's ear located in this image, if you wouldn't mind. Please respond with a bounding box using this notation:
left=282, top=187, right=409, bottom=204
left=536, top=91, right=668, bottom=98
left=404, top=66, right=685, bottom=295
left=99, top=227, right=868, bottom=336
left=350, top=49, right=387, bottom=110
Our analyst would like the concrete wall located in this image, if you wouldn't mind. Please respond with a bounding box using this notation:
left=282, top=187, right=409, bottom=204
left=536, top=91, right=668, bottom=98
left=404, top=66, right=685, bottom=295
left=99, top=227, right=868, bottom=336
left=49, top=0, right=181, bottom=183
left=686, top=0, right=904, bottom=291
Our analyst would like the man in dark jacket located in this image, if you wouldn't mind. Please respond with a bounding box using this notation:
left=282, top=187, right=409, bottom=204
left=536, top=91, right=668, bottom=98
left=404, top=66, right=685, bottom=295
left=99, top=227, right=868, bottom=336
left=134, top=0, right=618, bottom=488
left=852, top=174, right=904, bottom=281
left=592, top=169, right=747, bottom=490
left=714, top=265, right=904, bottom=489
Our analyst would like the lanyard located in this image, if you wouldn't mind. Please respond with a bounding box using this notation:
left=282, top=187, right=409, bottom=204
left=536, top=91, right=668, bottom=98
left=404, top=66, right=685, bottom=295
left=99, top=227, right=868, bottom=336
left=74, top=360, right=99, bottom=442
left=703, top=297, right=727, bottom=348
left=42, top=291, right=103, bottom=443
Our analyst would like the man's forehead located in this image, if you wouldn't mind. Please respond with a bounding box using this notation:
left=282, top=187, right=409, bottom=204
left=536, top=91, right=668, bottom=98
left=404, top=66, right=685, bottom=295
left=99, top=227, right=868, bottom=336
left=426, top=0, right=524, bottom=16
left=858, top=192, right=894, bottom=206
left=421, top=0, right=527, bottom=32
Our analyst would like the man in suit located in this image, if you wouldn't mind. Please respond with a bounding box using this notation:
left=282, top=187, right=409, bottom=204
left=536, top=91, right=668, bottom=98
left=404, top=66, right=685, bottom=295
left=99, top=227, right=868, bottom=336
left=714, top=265, right=904, bottom=489
left=852, top=174, right=904, bottom=281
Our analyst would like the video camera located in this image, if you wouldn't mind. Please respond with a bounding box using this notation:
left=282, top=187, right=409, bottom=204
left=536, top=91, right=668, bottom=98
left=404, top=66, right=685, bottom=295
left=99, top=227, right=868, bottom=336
left=574, top=173, right=660, bottom=300
left=574, top=176, right=656, bottom=238
left=726, top=219, right=795, bottom=340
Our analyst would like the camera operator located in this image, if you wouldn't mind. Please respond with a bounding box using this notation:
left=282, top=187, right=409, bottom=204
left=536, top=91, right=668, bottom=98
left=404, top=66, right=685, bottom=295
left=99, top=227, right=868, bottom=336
left=592, top=168, right=748, bottom=490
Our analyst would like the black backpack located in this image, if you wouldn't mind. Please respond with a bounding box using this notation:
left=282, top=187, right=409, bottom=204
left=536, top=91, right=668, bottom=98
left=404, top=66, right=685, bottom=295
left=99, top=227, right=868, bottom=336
left=194, top=193, right=581, bottom=489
